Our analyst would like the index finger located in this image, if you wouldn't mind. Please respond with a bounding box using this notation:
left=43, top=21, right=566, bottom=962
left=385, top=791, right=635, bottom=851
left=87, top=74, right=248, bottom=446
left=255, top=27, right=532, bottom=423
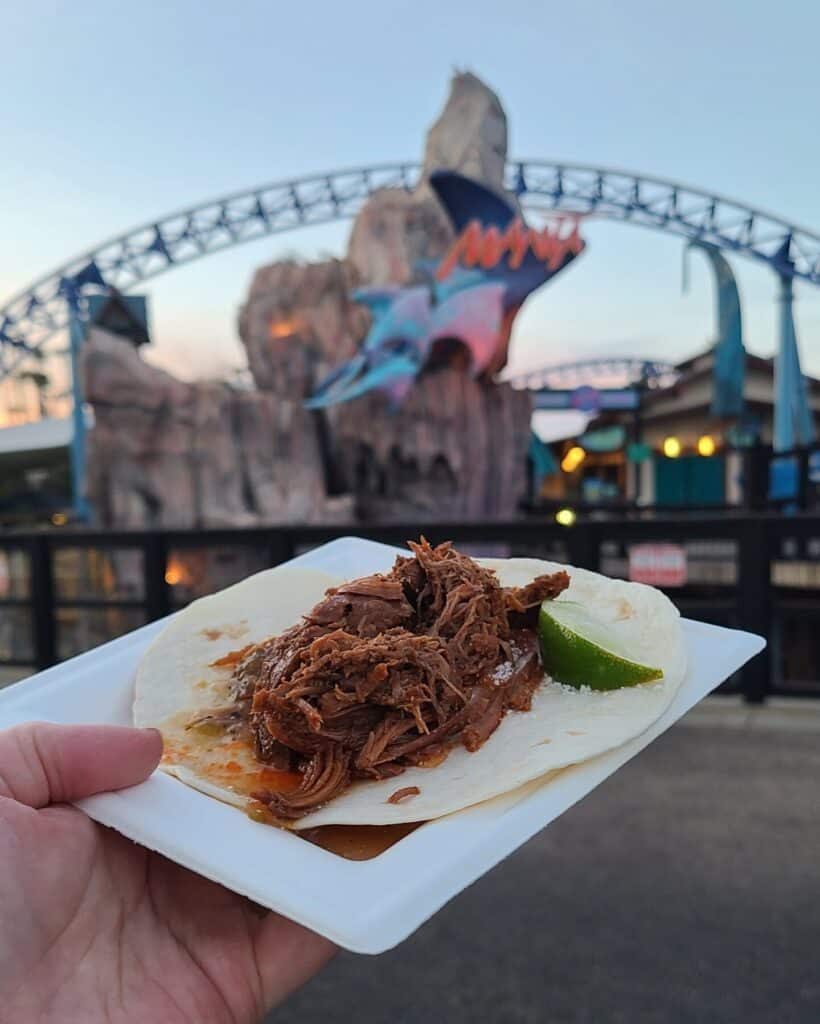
left=0, top=722, right=162, bottom=808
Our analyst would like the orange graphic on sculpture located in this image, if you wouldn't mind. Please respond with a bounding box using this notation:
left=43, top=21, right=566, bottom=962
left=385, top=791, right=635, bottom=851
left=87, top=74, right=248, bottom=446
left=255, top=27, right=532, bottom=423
left=436, top=217, right=584, bottom=281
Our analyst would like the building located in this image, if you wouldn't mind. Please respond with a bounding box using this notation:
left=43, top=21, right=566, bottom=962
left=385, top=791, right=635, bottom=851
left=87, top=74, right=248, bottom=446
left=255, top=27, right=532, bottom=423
left=0, top=417, right=74, bottom=525
left=545, top=347, right=820, bottom=508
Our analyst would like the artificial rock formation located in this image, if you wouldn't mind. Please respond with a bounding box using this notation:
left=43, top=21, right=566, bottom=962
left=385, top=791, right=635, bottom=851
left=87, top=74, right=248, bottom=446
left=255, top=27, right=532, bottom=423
left=421, top=70, right=508, bottom=189
left=239, top=70, right=532, bottom=521
left=237, top=258, right=366, bottom=504
left=335, top=368, right=533, bottom=519
left=347, top=191, right=453, bottom=287
left=85, top=70, right=532, bottom=527
left=337, top=70, right=532, bottom=519
left=238, top=259, right=365, bottom=391
left=347, top=71, right=509, bottom=286
left=83, top=328, right=336, bottom=526
left=84, top=328, right=204, bottom=527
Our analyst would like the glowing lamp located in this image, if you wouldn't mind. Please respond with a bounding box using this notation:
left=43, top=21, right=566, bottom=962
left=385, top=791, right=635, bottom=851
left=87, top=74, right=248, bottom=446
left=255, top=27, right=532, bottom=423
left=51, top=512, right=67, bottom=526
left=555, top=507, right=577, bottom=527
left=697, top=435, right=716, bottom=457
left=164, top=562, right=183, bottom=586
left=663, top=436, right=681, bottom=459
left=269, top=317, right=304, bottom=340
left=560, top=445, right=586, bottom=473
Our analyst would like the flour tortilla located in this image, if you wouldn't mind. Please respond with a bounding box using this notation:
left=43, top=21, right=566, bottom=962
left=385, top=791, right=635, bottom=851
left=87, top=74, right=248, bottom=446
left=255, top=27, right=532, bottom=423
left=134, top=557, right=685, bottom=827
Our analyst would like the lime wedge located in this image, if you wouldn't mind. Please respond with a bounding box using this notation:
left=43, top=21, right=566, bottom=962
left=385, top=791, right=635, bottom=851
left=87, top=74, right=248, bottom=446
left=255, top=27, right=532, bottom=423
left=538, top=600, right=663, bottom=691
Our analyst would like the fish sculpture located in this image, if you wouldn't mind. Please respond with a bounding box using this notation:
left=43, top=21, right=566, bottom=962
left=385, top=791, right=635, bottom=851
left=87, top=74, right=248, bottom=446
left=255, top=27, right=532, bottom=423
left=306, top=171, right=585, bottom=408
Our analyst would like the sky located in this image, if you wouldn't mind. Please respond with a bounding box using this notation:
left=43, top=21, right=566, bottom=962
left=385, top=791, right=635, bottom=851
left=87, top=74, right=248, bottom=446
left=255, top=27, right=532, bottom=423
left=2, top=0, right=820, bottom=417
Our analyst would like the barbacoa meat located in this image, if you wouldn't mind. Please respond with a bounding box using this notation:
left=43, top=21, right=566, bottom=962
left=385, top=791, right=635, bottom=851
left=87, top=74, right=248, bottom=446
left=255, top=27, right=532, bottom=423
left=238, top=539, right=569, bottom=819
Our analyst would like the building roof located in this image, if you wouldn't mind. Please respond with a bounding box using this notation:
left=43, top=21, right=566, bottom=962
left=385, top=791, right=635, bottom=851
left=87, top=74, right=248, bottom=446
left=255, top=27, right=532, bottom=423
left=667, top=346, right=820, bottom=392
left=531, top=410, right=594, bottom=444
left=0, top=412, right=93, bottom=455
left=640, top=345, right=820, bottom=421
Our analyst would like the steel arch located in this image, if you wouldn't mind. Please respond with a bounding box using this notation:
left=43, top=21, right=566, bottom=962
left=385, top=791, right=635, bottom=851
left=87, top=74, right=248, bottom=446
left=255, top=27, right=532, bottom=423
left=2, top=159, right=819, bottom=377
left=505, top=357, right=680, bottom=392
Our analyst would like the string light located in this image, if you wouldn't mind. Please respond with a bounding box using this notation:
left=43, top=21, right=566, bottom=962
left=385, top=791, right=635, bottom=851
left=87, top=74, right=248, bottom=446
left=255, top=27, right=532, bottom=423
left=555, top=507, right=577, bottom=527
left=663, top=436, right=681, bottom=458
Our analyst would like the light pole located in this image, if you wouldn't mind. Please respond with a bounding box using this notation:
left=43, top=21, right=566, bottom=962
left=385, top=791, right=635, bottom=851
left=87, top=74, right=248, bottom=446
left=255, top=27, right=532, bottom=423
left=67, top=299, right=90, bottom=522
left=773, top=271, right=815, bottom=453
left=59, top=261, right=106, bottom=522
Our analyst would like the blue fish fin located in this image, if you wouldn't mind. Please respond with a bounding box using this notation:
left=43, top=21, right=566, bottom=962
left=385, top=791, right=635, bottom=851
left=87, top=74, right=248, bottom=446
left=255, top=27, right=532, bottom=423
left=429, top=171, right=517, bottom=232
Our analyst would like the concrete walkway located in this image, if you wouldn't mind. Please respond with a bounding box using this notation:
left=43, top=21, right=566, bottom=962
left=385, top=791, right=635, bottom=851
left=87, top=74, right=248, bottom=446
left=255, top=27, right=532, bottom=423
left=272, top=710, right=820, bottom=1023
left=0, top=666, right=28, bottom=689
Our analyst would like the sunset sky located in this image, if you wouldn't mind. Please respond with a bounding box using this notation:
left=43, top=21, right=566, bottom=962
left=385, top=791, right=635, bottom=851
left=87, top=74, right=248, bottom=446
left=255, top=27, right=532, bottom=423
left=3, top=0, right=819, bottom=418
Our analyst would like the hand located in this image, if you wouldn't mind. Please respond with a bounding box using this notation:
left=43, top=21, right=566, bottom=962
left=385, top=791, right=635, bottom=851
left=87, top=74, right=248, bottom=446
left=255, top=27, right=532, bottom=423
left=0, top=723, right=335, bottom=1023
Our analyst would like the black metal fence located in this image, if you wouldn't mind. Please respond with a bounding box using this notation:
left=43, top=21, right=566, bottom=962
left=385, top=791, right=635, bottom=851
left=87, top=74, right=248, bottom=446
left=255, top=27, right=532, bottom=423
left=2, top=515, right=820, bottom=701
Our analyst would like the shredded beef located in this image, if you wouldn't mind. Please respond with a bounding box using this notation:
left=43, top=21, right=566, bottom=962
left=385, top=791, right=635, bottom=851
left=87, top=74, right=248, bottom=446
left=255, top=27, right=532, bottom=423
left=505, top=570, right=571, bottom=628
left=305, top=576, right=414, bottom=637
left=252, top=745, right=351, bottom=820
left=388, top=786, right=421, bottom=805
left=231, top=539, right=569, bottom=819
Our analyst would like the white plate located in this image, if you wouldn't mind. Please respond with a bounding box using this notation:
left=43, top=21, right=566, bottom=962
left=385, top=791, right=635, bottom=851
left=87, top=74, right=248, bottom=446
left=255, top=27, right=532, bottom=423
left=0, top=537, right=765, bottom=954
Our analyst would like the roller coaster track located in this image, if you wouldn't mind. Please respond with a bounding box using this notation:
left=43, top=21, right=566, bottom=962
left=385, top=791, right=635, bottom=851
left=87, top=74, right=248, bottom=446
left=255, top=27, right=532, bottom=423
left=505, top=357, right=680, bottom=392
left=2, top=159, right=819, bottom=377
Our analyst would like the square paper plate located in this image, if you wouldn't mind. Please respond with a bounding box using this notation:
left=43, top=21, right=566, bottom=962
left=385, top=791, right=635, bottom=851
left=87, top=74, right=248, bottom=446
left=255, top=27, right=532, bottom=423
left=0, top=538, right=765, bottom=954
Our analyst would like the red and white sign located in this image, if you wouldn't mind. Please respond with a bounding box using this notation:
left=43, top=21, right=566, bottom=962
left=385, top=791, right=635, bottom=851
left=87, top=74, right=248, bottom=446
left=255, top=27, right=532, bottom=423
left=628, top=543, right=687, bottom=588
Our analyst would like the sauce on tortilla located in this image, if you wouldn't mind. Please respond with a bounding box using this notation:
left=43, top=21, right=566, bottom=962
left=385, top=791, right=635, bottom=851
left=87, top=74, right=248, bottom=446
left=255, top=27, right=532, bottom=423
left=245, top=804, right=421, bottom=859
left=209, top=644, right=255, bottom=669
left=162, top=710, right=422, bottom=860
left=161, top=710, right=300, bottom=798
left=304, top=823, right=421, bottom=860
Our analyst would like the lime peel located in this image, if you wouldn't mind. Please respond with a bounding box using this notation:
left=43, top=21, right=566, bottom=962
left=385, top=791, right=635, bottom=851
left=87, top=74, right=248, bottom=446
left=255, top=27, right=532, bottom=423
left=538, top=599, right=663, bottom=692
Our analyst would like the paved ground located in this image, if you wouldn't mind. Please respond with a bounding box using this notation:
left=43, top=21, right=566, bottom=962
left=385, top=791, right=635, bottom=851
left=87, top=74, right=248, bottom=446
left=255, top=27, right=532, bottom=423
left=0, top=666, right=28, bottom=688
left=271, top=711, right=820, bottom=1023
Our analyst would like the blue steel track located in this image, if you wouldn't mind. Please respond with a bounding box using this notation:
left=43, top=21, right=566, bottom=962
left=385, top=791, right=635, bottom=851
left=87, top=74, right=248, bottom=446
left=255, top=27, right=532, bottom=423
left=2, top=160, right=819, bottom=377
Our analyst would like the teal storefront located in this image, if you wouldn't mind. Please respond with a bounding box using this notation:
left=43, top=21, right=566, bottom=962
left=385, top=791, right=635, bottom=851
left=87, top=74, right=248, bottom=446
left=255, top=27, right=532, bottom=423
left=654, top=453, right=726, bottom=506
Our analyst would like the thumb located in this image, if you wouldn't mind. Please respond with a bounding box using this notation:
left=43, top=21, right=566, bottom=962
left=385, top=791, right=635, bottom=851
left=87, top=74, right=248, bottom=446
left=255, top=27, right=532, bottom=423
left=0, top=722, right=163, bottom=808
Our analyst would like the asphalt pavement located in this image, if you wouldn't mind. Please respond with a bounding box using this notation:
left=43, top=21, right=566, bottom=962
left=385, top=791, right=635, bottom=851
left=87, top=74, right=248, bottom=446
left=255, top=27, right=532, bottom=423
left=270, top=707, right=820, bottom=1023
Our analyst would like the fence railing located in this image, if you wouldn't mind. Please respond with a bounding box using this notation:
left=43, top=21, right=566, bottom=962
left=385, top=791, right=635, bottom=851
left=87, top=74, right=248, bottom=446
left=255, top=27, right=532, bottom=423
left=2, top=515, right=820, bottom=701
